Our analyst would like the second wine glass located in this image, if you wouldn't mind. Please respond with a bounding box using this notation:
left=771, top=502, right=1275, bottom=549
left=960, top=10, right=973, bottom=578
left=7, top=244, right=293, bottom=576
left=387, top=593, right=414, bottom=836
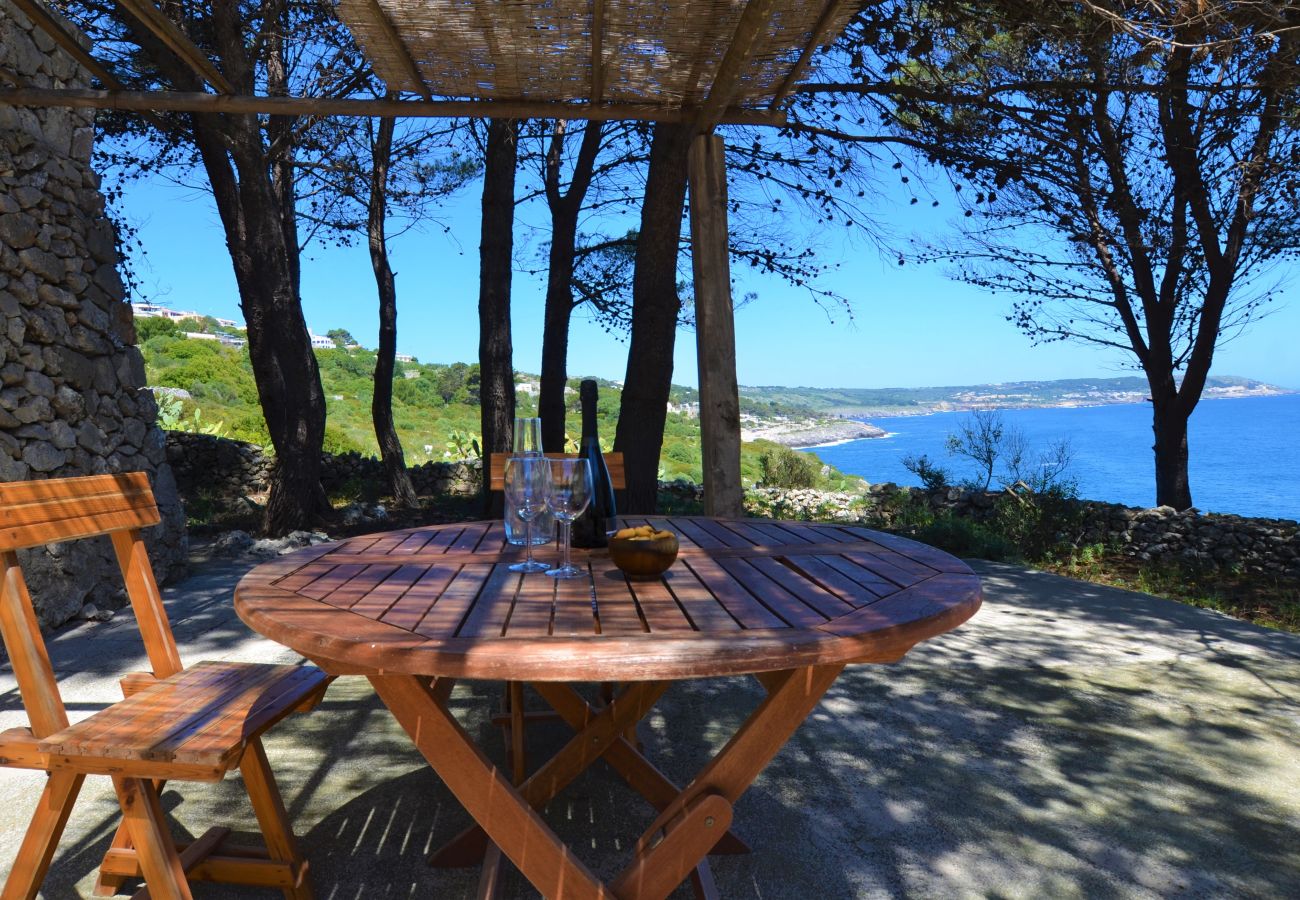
left=546, top=458, right=592, bottom=579
left=504, top=456, right=551, bottom=573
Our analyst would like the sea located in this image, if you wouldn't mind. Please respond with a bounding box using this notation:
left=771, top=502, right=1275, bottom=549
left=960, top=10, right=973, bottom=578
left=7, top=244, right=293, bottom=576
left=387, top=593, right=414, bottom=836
left=806, top=393, right=1300, bottom=522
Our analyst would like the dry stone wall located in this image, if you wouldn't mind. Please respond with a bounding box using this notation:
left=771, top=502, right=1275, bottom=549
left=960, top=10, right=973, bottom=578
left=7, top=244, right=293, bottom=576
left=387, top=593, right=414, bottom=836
left=166, top=431, right=481, bottom=504
left=747, top=482, right=1300, bottom=579
left=1, top=0, right=186, bottom=627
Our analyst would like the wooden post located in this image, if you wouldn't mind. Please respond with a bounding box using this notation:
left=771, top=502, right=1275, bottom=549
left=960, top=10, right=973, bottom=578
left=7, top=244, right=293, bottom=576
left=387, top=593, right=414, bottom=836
left=688, top=132, right=743, bottom=518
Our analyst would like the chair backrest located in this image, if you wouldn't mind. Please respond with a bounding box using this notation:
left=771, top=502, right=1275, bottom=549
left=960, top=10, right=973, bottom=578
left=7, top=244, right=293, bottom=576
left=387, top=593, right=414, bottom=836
left=0, top=473, right=180, bottom=740
left=488, top=452, right=625, bottom=492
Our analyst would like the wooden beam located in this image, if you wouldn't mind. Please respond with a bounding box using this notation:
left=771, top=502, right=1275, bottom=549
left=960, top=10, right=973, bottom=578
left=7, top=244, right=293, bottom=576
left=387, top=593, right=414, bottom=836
left=768, top=0, right=847, bottom=110
left=115, top=0, right=235, bottom=95
left=591, top=0, right=606, bottom=103
left=9, top=0, right=127, bottom=90
left=361, top=0, right=432, bottom=101
left=0, top=86, right=788, bottom=126
left=688, top=133, right=744, bottom=519
left=694, top=0, right=779, bottom=133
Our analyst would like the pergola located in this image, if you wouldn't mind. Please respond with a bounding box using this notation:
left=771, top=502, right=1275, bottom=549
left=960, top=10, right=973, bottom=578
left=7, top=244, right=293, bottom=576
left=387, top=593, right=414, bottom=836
left=1, top=0, right=860, bottom=515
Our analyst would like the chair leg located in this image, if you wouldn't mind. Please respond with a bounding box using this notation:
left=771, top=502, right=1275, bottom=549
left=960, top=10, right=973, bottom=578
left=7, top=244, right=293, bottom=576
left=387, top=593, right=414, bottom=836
left=113, top=777, right=192, bottom=900
left=240, top=738, right=312, bottom=900
left=1, top=770, right=84, bottom=900
left=94, top=778, right=165, bottom=897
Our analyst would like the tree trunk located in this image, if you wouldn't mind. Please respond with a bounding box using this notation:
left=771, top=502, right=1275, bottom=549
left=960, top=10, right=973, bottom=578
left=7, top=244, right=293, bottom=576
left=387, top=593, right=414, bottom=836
left=1150, top=386, right=1193, bottom=510
left=479, top=119, right=520, bottom=514
left=232, top=184, right=328, bottom=534
left=538, top=122, right=605, bottom=452
left=614, top=123, right=692, bottom=514
left=111, top=3, right=339, bottom=536
left=368, top=113, right=419, bottom=509
left=203, top=123, right=327, bottom=537
left=539, top=216, right=577, bottom=452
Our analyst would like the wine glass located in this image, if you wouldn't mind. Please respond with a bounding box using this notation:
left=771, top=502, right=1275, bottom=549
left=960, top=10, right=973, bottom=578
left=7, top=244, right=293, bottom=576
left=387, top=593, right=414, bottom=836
left=545, top=458, right=592, bottom=579
left=507, top=417, right=551, bottom=546
left=504, top=456, right=552, bottom=573
left=513, top=416, right=543, bottom=456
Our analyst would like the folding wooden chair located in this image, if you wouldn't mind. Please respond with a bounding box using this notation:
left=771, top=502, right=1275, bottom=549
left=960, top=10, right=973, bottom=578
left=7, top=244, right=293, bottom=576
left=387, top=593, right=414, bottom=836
left=487, top=451, right=626, bottom=785
left=0, top=472, right=328, bottom=900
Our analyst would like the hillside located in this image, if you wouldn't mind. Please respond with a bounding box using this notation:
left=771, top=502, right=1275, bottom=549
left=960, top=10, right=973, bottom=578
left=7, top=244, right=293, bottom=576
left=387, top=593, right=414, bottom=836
left=137, top=316, right=860, bottom=490
left=739, top=375, right=1293, bottom=417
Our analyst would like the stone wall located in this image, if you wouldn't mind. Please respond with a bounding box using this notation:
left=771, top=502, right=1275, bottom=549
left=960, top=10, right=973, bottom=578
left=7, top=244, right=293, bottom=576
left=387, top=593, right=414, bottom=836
left=165, top=431, right=480, bottom=504
left=1, top=0, right=186, bottom=627
left=747, top=483, right=1300, bottom=579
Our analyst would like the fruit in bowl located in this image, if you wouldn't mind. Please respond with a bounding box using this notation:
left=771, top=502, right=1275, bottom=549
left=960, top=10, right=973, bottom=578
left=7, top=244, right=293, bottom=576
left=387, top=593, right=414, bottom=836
left=608, top=525, right=679, bottom=579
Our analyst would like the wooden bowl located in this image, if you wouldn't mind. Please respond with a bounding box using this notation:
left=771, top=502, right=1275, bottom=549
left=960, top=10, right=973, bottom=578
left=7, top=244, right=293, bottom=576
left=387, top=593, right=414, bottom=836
left=608, top=532, right=679, bottom=579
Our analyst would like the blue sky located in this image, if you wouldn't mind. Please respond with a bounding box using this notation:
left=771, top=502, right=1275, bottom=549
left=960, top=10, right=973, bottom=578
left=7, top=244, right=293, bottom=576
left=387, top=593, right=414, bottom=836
left=120, top=164, right=1300, bottom=392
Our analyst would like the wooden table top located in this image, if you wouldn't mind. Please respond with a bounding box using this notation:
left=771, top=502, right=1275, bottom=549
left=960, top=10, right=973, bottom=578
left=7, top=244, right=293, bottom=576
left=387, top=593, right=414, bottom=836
left=234, top=516, right=982, bottom=682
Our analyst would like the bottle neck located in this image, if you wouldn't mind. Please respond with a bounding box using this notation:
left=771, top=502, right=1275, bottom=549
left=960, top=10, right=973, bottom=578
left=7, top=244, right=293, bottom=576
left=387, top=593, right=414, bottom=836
left=580, top=384, right=598, bottom=441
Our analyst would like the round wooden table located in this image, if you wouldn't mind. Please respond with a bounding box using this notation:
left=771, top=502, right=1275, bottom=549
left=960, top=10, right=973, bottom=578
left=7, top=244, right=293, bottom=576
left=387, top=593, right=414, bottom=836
left=235, top=516, right=981, bottom=899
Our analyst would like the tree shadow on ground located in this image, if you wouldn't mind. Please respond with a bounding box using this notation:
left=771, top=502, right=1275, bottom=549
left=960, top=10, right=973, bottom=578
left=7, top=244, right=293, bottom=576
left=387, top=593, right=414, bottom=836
left=4, top=557, right=1299, bottom=898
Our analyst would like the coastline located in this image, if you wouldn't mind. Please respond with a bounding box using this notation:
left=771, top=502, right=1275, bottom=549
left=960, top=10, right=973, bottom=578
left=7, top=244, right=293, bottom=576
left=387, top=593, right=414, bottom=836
left=819, top=385, right=1294, bottom=421
left=741, top=418, right=887, bottom=449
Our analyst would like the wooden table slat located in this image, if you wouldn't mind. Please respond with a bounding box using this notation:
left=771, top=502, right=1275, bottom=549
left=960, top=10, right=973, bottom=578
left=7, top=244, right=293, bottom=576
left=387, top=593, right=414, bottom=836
left=392, top=530, right=439, bottom=554
left=298, top=563, right=370, bottom=601
left=624, top=573, right=696, bottom=633
left=320, top=564, right=402, bottom=611
left=687, top=518, right=756, bottom=549
left=774, top=521, right=855, bottom=544
left=839, top=551, right=926, bottom=588
left=679, top=557, right=787, bottom=630
left=591, top=568, right=649, bottom=635
left=456, top=565, right=522, bottom=638
left=738, top=520, right=814, bottom=545
left=776, top=554, right=885, bottom=608
left=810, top=554, right=894, bottom=596
left=411, top=564, right=492, bottom=639
left=450, top=522, right=494, bottom=553
left=665, top=517, right=726, bottom=550
left=552, top=571, right=598, bottom=636
left=380, top=563, right=462, bottom=631
left=348, top=564, right=428, bottom=619
left=744, top=556, right=857, bottom=619
left=715, top=557, right=828, bottom=627
left=330, top=534, right=384, bottom=554
left=272, top=562, right=337, bottom=593
left=504, top=570, right=556, bottom=637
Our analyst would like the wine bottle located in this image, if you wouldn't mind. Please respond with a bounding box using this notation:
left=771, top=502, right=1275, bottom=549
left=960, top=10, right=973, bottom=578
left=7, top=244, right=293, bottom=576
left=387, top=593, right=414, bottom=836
left=572, top=379, right=617, bottom=548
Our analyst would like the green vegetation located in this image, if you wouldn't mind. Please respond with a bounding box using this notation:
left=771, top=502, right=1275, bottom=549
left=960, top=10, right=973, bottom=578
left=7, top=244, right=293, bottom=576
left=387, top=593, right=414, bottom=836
left=140, top=333, right=857, bottom=489
left=1046, top=547, right=1300, bottom=634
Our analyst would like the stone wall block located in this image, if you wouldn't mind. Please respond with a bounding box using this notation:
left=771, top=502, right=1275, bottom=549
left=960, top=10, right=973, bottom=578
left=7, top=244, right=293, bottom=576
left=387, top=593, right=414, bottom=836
left=0, top=211, right=39, bottom=249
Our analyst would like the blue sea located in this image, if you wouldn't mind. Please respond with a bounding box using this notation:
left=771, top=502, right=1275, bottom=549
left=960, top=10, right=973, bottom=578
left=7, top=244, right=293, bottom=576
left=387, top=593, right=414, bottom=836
left=806, top=394, right=1300, bottom=521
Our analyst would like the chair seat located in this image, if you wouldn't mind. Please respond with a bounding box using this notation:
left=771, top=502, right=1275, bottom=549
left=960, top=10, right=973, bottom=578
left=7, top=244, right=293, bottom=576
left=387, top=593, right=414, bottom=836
left=39, top=661, right=328, bottom=782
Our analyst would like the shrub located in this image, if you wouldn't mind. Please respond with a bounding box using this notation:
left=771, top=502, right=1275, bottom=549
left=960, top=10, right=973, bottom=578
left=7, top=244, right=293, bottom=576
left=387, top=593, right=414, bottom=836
left=916, top=512, right=1020, bottom=562
left=994, top=483, right=1083, bottom=560
left=757, top=446, right=820, bottom=489
left=322, top=423, right=365, bottom=456
left=901, top=452, right=950, bottom=489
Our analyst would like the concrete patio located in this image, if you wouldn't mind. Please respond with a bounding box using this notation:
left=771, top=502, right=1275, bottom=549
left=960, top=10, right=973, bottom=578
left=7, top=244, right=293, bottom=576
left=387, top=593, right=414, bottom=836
left=3, top=550, right=1298, bottom=899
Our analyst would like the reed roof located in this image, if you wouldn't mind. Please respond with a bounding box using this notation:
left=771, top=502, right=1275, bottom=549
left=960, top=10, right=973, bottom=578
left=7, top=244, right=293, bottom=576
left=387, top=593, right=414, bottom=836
left=336, top=0, right=857, bottom=123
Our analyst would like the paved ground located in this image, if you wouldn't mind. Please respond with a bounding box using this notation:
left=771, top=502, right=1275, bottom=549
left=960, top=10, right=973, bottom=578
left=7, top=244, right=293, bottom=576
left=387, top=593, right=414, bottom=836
left=3, top=553, right=1299, bottom=899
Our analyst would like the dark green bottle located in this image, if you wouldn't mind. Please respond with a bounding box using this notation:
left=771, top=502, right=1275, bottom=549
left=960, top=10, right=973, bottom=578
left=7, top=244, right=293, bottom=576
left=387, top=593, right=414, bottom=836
left=572, top=380, right=616, bottom=548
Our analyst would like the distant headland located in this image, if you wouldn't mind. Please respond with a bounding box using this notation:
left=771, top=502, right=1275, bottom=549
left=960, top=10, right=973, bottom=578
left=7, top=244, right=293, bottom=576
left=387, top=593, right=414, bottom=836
left=737, top=375, right=1292, bottom=447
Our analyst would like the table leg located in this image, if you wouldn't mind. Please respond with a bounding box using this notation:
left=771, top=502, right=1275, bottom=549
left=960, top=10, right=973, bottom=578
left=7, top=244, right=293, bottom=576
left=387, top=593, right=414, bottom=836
left=530, top=683, right=750, bottom=856
left=609, top=665, right=845, bottom=900
left=369, top=674, right=613, bottom=900
left=385, top=665, right=842, bottom=900
left=430, top=680, right=669, bottom=868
